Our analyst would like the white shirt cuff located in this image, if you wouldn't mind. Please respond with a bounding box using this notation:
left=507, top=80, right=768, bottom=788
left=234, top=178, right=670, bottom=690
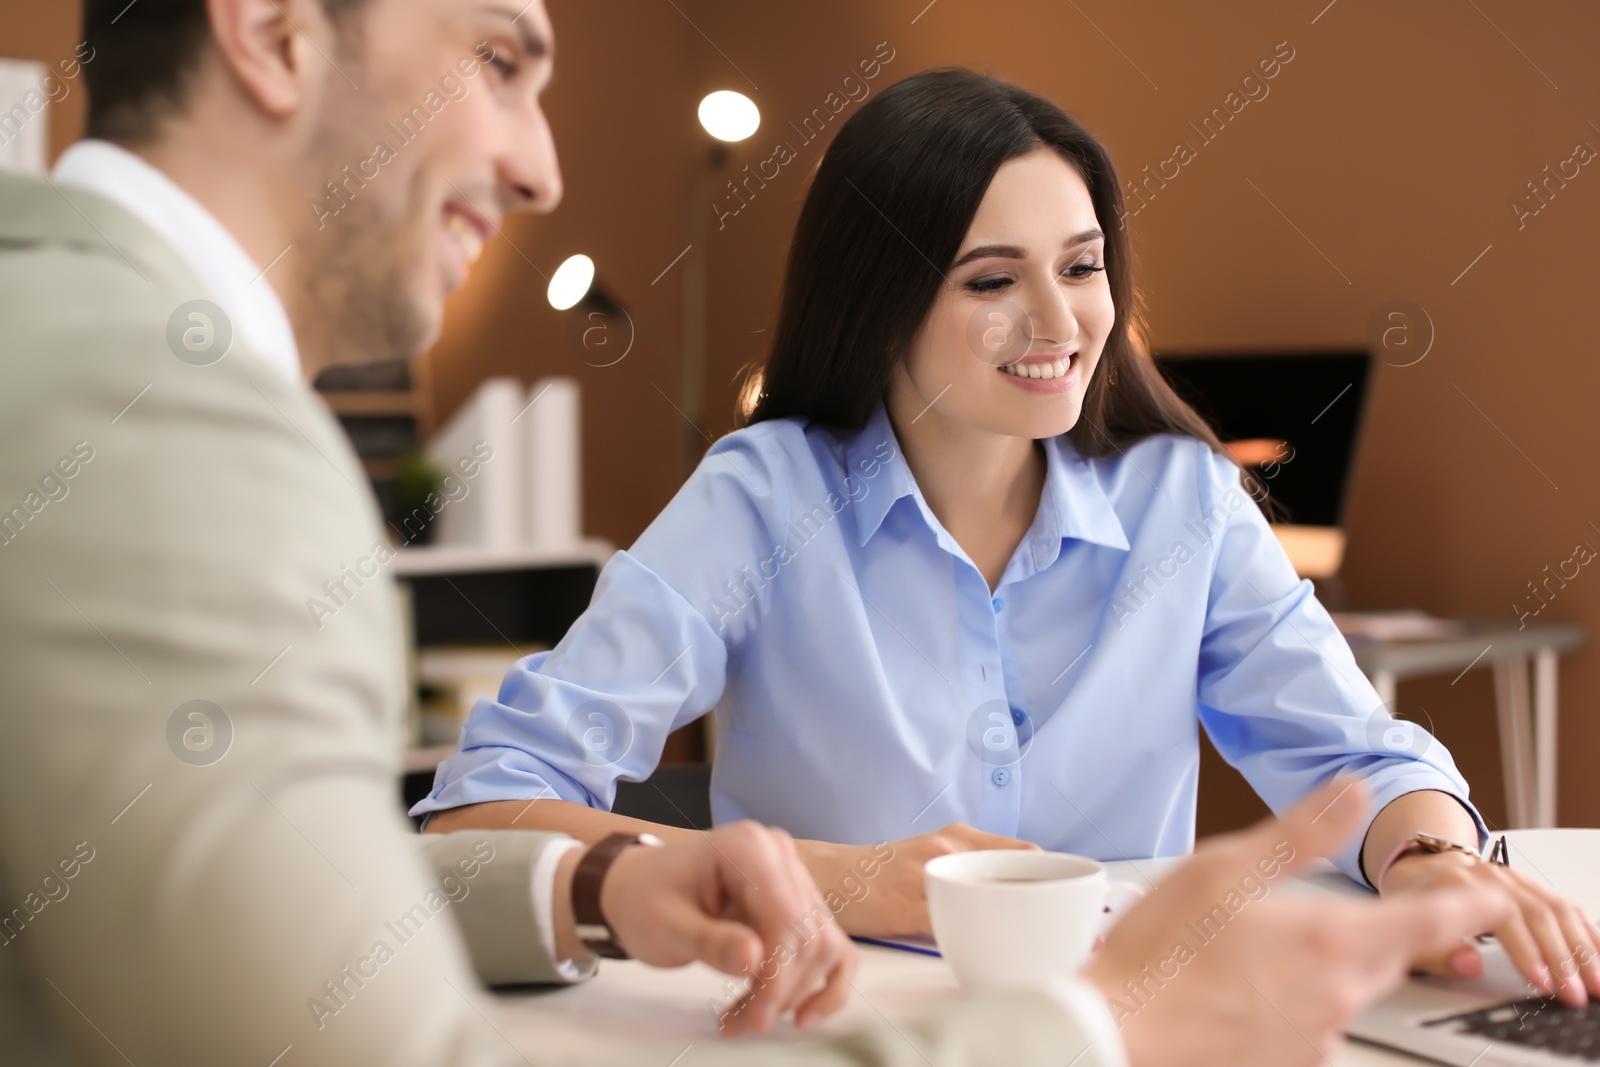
left=1042, top=976, right=1129, bottom=1067
left=530, top=837, right=589, bottom=980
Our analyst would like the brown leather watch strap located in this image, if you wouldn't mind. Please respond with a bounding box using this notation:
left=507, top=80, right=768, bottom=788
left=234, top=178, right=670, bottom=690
left=571, top=832, right=662, bottom=959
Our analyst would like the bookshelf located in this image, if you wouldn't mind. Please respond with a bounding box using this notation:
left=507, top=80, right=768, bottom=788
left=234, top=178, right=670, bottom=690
left=312, top=354, right=436, bottom=531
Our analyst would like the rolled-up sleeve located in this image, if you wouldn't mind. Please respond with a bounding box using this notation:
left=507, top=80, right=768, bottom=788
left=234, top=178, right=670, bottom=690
left=410, top=432, right=789, bottom=818
left=1190, top=443, right=1488, bottom=883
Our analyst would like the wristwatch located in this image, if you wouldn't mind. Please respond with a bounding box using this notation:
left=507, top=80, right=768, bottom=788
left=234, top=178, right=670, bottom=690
left=571, top=832, right=663, bottom=958
left=1376, top=831, right=1482, bottom=892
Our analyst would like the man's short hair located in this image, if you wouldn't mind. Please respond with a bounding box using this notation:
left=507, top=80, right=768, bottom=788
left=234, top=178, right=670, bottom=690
left=82, top=0, right=367, bottom=144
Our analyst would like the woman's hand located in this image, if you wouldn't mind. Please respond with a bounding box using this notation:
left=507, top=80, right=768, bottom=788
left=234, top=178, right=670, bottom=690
left=1084, top=778, right=1512, bottom=1067
left=1381, top=849, right=1600, bottom=1007
left=795, top=824, right=1039, bottom=937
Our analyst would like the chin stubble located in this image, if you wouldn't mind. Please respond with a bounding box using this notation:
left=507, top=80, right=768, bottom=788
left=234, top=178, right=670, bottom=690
left=295, top=194, right=435, bottom=367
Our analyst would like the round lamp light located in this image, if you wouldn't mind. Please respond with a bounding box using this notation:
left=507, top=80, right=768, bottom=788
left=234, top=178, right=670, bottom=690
left=697, top=90, right=760, bottom=143
left=547, top=253, right=596, bottom=311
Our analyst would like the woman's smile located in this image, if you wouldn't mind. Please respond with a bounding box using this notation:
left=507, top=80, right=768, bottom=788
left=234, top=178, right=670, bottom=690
left=997, top=351, right=1079, bottom=392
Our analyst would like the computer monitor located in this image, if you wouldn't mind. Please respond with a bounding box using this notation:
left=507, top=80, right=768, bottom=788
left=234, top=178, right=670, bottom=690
left=1153, top=350, right=1372, bottom=578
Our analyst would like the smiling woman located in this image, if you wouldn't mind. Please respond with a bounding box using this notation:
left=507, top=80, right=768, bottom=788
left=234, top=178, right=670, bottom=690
left=744, top=70, right=1227, bottom=459
left=414, top=69, right=1598, bottom=1000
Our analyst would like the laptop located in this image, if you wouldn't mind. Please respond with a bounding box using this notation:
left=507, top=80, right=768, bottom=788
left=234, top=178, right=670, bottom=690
left=1108, top=848, right=1600, bottom=1065
left=1348, top=942, right=1600, bottom=1064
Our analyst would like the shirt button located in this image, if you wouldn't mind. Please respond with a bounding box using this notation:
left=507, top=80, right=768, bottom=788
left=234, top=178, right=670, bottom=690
left=992, top=768, right=1011, bottom=786
left=992, top=596, right=1005, bottom=611
left=1010, top=707, right=1025, bottom=725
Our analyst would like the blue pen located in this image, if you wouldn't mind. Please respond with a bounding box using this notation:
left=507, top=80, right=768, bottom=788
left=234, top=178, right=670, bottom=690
left=850, top=935, right=942, bottom=958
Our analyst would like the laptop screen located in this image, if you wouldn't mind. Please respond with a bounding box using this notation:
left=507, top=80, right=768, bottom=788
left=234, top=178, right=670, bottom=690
left=1153, top=350, right=1372, bottom=530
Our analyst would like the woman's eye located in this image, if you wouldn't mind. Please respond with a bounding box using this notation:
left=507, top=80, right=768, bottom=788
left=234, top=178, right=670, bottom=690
left=1063, top=262, right=1106, bottom=280
left=965, top=276, right=1011, bottom=294
left=481, top=46, right=519, bottom=80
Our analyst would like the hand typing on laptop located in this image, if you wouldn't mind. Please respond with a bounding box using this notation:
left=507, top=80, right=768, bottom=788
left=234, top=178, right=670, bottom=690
left=1380, top=831, right=1600, bottom=1007
left=1083, top=778, right=1512, bottom=1067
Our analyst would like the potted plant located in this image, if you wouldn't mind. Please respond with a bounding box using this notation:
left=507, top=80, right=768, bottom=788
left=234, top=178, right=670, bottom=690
left=386, top=448, right=445, bottom=546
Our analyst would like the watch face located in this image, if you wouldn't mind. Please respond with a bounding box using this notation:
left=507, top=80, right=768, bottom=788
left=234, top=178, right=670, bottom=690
left=1413, top=832, right=1476, bottom=856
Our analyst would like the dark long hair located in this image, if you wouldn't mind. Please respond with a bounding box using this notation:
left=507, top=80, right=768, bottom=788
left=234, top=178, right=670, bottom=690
left=742, top=67, right=1243, bottom=479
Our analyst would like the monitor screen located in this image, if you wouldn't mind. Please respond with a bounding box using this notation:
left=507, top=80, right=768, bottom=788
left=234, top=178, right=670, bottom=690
left=1153, top=350, right=1372, bottom=529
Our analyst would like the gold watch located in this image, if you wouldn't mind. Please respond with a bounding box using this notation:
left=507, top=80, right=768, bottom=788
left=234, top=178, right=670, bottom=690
left=1376, top=831, right=1481, bottom=892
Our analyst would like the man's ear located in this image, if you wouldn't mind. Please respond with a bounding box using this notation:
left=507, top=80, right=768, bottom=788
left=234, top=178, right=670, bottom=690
left=204, top=0, right=337, bottom=118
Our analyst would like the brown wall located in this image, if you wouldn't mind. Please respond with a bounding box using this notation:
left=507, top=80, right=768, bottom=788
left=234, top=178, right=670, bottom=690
left=11, top=1, right=1600, bottom=836
left=1, top=3, right=88, bottom=155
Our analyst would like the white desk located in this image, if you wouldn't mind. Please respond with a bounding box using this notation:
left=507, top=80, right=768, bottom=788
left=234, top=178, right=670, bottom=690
left=489, top=830, right=1600, bottom=1065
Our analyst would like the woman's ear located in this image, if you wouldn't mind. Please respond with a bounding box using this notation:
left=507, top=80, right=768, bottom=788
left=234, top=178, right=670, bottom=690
left=205, top=0, right=334, bottom=119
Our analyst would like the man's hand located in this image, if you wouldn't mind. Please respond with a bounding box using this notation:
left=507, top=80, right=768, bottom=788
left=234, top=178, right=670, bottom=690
left=797, top=824, right=1039, bottom=937
left=555, top=821, right=858, bottom=1035
left=1084, top=779, right=1513, bottom=1067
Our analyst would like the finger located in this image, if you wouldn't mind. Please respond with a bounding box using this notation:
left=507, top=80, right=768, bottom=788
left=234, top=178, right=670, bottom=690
left=1264, top=776, right=1374, bottom=878
left=768, top=844, right=848, bottom=1022
left=783, top=844, right=857, bottom=1032
left=1358, top=885, right=1513, bottom=976
left=963, top=831, right=1041, bottom=851
left=1520, top=880, right=1600, bottom=998
left=796, top=933, right=859, bottom=1029
left=745, top=904, right=835, bottom=1028
left=707, top=825, right=812, bottom=1036
left=1513, top=888, right=1590, bottom=1006
left=715, top=823, right=805, bottom=943
left=1409, top=939, right=1485, bottom=981
left=1179, top=777, right=1371, bottom=900
left=656, top=899, right=765, bottom=976
left=734, top=826, right=848, bottom=1031
left=1569, top=911, right=1600, bottom=996
left=1464, top=898, right=1557, bottom=1000
left=711, top=824, right=814, bottom=1030
left=796, top=847, right=860, bottom=1017
left=719, top=987, right=758, bottom=1036
left=936, top=824, right=1039, bottom=852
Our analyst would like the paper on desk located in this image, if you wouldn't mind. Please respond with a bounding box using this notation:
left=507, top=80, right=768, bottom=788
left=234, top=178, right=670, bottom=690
left=1331, top=611, right=1468, bottom=643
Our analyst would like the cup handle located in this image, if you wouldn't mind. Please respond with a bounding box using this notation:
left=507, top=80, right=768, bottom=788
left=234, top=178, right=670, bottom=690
left=1104, top=879, right=1146, bottom=913
left=1092, top=880, right=1149, bottom=952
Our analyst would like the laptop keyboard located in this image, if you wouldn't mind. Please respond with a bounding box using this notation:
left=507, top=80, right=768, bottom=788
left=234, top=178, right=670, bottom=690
left=1429, top=998, right=1600, bottom=1060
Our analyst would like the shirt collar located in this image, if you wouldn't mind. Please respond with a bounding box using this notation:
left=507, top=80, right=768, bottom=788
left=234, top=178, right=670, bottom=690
left=842, top=396, right=1130, bottom=557
left=1034, top=431, right=1131, bottom=562
left=843, top=397, right=916, bottom=548
left=51, top=139, right=303, bottom=383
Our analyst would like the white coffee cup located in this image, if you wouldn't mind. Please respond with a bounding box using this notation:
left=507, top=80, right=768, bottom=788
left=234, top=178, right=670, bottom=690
left=924, top=850, right=1144, bottom=993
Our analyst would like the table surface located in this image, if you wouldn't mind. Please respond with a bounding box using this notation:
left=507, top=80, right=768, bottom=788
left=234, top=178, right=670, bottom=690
left=1346, top=620, right=1585, bottom=677
left=491, top=830, right=1600, bottom=1066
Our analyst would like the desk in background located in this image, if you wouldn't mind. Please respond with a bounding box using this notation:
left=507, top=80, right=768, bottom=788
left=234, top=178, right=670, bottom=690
left=1347, top=621, right=1585, bottom=829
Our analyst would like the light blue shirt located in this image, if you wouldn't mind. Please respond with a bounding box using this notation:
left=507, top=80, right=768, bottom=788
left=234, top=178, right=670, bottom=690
left=412, top=397, right=1486, bottom=882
